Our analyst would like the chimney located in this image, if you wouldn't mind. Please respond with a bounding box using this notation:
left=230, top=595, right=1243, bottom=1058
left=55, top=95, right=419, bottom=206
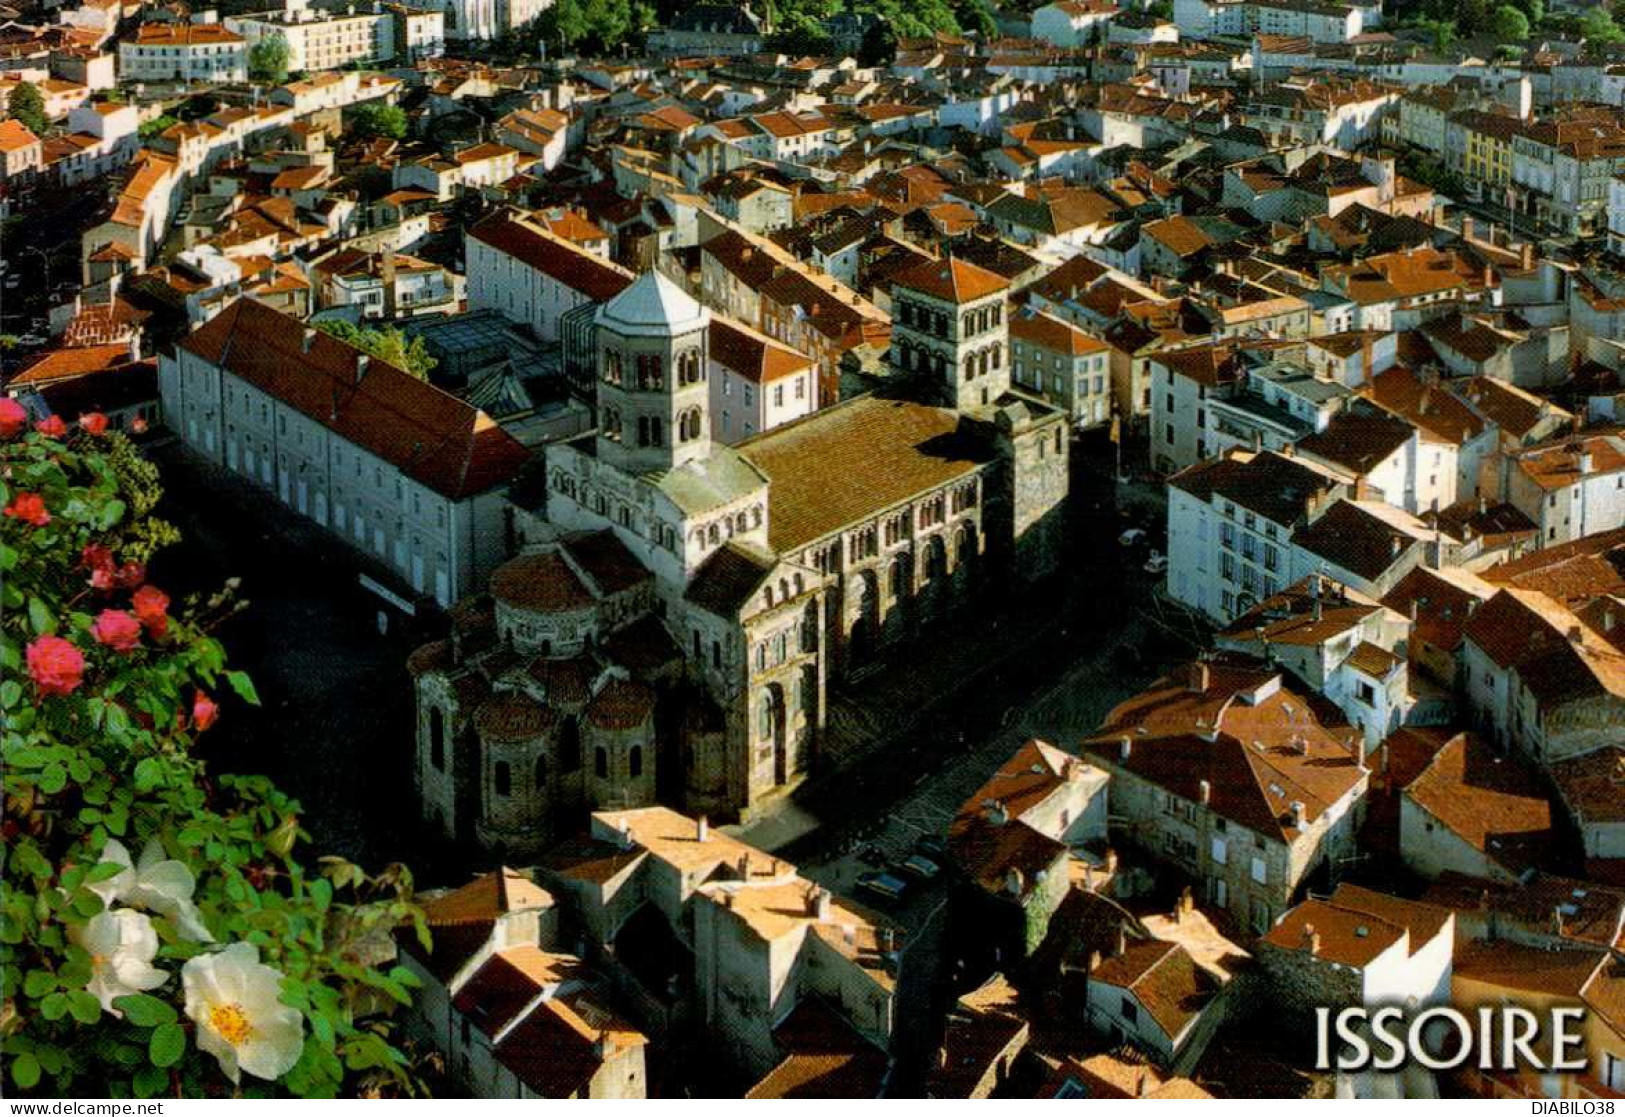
left=1105, top=848, right=1118, bottom=875
left=1520, top=241, right=1534, bottom=271
left=1552, top=906, right=1565, bottom=936
left=616, top=820, right=634, bottom=850
left=1302, top=922, right=1320, bottom=956
left=1409, top=599, right=1419, bottom=623
left=1568, top=625, right=1584, bottom=645
left=1005, top=867, right=1024, bottom=896
left=1180, top=886, right=1195, bottom=917
left=1198, top=779, right=1211, bottom=806
left=1137, top=1072, right=1152, bottom=1099
left=1087, top=949, right=1103, bottom=972
left=1461, top=215, right=1475, bottom=242
left=381, top=248, right=398, bottom=319
left=809, top=885, right=831, bottom=921
left=697, top=815, right=709, bottom=843
left=355, top=353, right=369, bottom=384
left=1115, top=925, right=1128, bottom=957
left=1290, top=800, right=1307, bottom=828
left=1119, top=736, right=1132, bottom=762
left=303, top=327, right=317, bottom=353
left=1187, top=660, right=1210, bottom=693
left=985, top=799, right=1010, bottom=825
left=1390, top=536, right=1403, bottom=558
left=1579, top=448, right=1594, bottom=473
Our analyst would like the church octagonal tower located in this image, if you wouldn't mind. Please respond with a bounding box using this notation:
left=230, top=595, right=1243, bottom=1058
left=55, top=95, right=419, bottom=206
left=594, top=270, right=713, bottom=476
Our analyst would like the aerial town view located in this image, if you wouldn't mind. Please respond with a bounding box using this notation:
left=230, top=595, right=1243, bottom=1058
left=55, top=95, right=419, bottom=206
left=1, top=0, right=1624, bottom=1101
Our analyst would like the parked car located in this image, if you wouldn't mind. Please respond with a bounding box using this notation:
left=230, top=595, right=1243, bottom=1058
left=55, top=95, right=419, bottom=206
left=899, top=853, right=941, bottom=881
left=1144, top=551, right=1168, bottom=575
left=857, top=871, right=910, bottom=903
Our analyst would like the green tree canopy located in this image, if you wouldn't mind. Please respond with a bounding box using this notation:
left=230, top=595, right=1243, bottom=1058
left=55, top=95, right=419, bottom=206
left=7, top=81, right=46, bottom=137
left=1581, top=5, right=1625, bottom=41
left=247, top=35, right=291, bottom=84
left=348, top=101, right=407, bottom=141
left=313, top=319, right=437, bottom=381
left=857, top=15, right=898, bottom=64
left=1490, top=4, right=1529, bottom=40
left=767, top=11, right=836, bottom=54
left=137, top=114, right=180, bottom=140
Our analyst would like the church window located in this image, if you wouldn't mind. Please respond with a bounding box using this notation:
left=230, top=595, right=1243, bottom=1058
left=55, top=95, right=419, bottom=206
left=758, top=692, right=775, bottom=740
left=594, top=747, right=608, bottom=778
left=494, top=761, right=510, bottom=797
left=756, top=644, right=767, bottom=671
left=604, top=349, right=623, bottom=385
left=708, top=524, right=720, bottom=545
left=629, top=746, right=643, bottom=778
left=752, top=506, right=763, bottom=528
left=636, top=353, right=663, bottom=390
left=560, top=719, right=581, bottom=770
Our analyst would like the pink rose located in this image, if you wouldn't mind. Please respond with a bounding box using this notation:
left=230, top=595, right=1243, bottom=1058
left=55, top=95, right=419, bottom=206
left=91, top=609, right=142, bottom=653
left=3, top=493, right=50, bottom=527
left=0, top=398, right=26, bottom=438
left=27, top=635, right=85, bottom=697
left=192, top=691, right=219, bottom=732
left=131, top=585, right=169, bottom=637
left=34, top=415, right=66, bottom=438
left=79, top=412, right=108, bottom=436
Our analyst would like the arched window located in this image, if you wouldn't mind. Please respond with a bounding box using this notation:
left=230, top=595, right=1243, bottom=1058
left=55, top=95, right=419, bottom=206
left=604, top=349, right=622, bottom=385
left=759, top=691, right=775, bottom=740
left=629, top=745, right=643, bottom=778
left=891, top=555, right=910, bottom=598
left=428, top=708, right=444, bottom=770
left=648, top=417, right=663, bottom=446
left=707, top=524, right=720, bottom=545
left=494, top=761, right=510, bottom=797
left=636, top=353, right=663, bottom=390
left=560, top=718, right=581, bottom=770
left=534, top=754, right=547, bottom=789
left=594, top=747, right=608, bottom=778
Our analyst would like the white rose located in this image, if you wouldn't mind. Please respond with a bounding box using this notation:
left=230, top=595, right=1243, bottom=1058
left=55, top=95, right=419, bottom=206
left=182, top=943, right=304, bottom=1084
left=89, top=838, right=215, bottom=943
left=74, top=909, right=168, bottom=1015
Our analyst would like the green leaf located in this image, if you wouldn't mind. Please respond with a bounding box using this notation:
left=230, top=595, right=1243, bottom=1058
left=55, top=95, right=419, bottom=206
left=11, top=1051, right=40, bottom=1090
left=225, top=670, right=260, bottom=706
left=96, top=498, right=126, bottom=531
left=0, top=680, right=20, bottom=709
left=23, top=969, right=55, bottom=999
left=310, top=878, right=332, bottom=912
left=38, top=764, right=66, bottom=795
left=132, top=1064, right=167, bottom=1098
left=67, top=989, right=101, bottom=1025
left=113, top=994, right=177, bottom=1028
left=149, top=1023, right=185, bottom=1068
left=27, top=596, right=55, bottom=635
left=133, top=757, right=164, bottom=793
left=40, top=993, right=69, bottom=1021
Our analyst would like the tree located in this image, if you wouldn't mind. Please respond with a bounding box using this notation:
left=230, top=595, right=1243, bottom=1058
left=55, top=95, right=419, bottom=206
left=856, top=15, right=898, bottom=64
left=956, top=0, right=998, bottom=38
left=1420, top=16, right=1457, bottom=52
left=0, top=414, right=428, bottom=1097
left=247, top=34, right=290, bottom=84
left=1490, top=4, right=1529, bottom=39
left=137, top=114, right=179, bottom=140
left=7, top=81, right=46, bottom=137
left=313, top=319, right=437, bottom=380
left=539, top=0, right=591, bottom=51
left=766, top=11, right=836, bottom=54
left=1581, top=5, right=1625, bottom=41
left=349, top=101, right=407, bottom=141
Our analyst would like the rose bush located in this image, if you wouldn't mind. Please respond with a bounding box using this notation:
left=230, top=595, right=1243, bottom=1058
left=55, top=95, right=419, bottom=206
left=2, top=417, right=430, bottom=1097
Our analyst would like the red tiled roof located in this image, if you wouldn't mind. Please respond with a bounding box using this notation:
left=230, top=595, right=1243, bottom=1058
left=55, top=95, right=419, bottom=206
left=178, top=300, right=528, bottom=500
